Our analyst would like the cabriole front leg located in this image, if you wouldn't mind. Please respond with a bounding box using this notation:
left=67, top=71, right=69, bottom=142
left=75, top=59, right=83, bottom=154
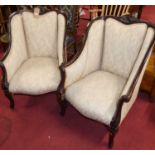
left=57, top=89, right=68, bottom=116
left=0, top=61, right=15, bottom=109
left=108, top=127, right=118, bottom=149
left=108, top=98, right=124, bottom=149
left=3, top=84, right=14, bottom=109
left=57, top=63, right=68, bottom=116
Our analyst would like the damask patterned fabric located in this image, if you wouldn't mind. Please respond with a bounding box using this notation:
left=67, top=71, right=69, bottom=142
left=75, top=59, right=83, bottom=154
left=65, top=20, right=104, bottom=87
left=3, top=14, right=28, bottom=82
left=101, top=18, right=148, bottom=78
left=9, top=57, right=60, bottom=95
left=22, top=12, right=58, bottom=58
left=3, top=11, right=65, bottom=94
left=120, top=27, right=154, bottom=123
left=120, top=52, right=151, bottom=124
left=66, top=71, right=126, bottom=125
left=64, top=17, right=155, bottom=126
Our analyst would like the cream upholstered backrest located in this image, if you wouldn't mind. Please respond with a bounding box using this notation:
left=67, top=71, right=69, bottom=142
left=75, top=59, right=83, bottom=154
left=22, top=11, right=58, bottom=58
left=80, top=20, right=105, bottom=77
left=64, top=19, right=105, bottom=87
left=78, top=17, right=152, bottom=79
left=3, top=10, right=66, bottom=81
left=101, top=18, right=148, bottom=78
left=65, top=17, right=155, bottom=88
left=22, top=11, right=66, bottom=60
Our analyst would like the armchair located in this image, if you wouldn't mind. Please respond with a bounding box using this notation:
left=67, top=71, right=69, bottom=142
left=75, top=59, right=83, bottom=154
left=0, top=8, right=66, bottom=108
left=57, top=16, right=155, bottom=148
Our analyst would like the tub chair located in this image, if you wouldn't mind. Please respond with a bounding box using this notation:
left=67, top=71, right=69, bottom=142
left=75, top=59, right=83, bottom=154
left=57, top=15, right=155, bottom=148
left=0, top=8, right=67, bottom=109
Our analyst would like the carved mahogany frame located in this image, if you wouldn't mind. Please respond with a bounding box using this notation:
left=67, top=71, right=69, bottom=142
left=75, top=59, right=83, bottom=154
left=57, top=15, right=155, bottom=148
left=0, top=8, right=67, bottom=109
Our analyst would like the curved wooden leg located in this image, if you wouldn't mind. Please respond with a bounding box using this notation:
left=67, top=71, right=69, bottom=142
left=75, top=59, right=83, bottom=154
left=108, top=131, right=116, bottom=149
left=57, top=91, right=68, bottom=116
left=4, top=89, right=14, bottom=109
left=57, top=63, right=67, bottom=116
left=108, top=127, right=118, bottom=149
left=60, top=100, right=68, bottom=116
left=0, top=62, right=15, bottom=109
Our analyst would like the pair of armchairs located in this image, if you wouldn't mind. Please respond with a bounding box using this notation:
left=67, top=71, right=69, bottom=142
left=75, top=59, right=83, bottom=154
left=0, top=9, right=155, bottom=148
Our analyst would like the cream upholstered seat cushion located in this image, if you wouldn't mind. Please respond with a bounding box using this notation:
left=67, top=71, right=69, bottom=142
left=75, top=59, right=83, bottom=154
left=65, top=71, right=126, bottom=125
left=9, top=57, right=60, bottom=95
